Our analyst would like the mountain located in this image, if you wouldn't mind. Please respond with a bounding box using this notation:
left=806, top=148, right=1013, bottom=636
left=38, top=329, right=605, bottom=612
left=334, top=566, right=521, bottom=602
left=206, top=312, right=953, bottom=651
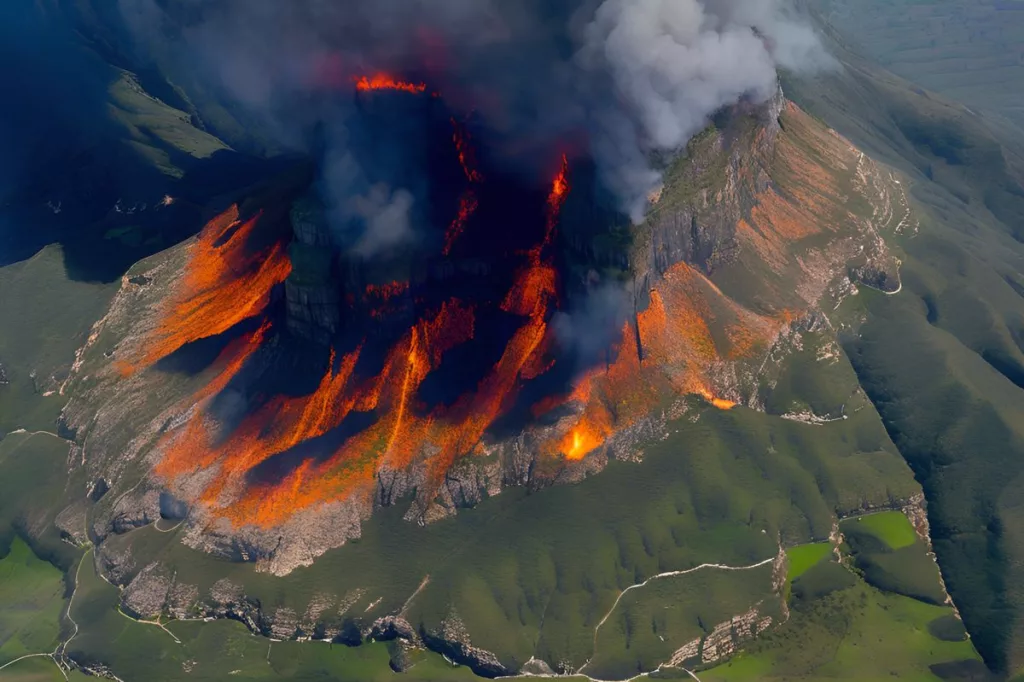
left=1, top=1, right=1023, bottom=681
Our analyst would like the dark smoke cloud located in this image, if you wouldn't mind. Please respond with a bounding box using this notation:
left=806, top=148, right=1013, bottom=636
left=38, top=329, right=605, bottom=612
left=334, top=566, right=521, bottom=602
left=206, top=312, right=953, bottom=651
left=117, top=0, right=830, bottom=244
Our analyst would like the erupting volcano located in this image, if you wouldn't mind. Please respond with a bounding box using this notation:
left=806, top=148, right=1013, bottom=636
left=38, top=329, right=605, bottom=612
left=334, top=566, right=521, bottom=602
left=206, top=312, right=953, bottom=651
left=115, top=68, right=758, bottom=534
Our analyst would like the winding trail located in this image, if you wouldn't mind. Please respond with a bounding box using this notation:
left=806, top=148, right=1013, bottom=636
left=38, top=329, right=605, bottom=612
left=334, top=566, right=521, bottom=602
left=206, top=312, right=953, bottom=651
left=578, top=557, right=775, bottom=676
left=56, top=547, right=91, bottom=671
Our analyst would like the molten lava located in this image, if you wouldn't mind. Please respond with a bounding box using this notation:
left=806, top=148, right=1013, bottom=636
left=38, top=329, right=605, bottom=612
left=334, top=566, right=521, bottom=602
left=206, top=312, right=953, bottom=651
left=354, top=74, right=428, bottom=94
left=443, top=119, right=483, bottom=255
left=157, top=160, right=577, bottom=527
left=122, top=205, right=291, bottom=372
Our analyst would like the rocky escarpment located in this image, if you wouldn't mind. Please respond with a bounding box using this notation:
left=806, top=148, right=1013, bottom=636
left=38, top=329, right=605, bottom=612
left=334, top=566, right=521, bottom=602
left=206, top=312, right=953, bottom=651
left=58, top=81, right=908, bottom=584
left=284, top=196, right=341, bottom=344
left=633, top=84, right=784, bottom=292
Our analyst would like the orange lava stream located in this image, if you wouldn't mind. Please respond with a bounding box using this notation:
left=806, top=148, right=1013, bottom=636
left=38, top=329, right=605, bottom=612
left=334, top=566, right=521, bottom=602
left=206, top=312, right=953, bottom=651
left=443, top=191, right=478, bottom=256
left=548, top=265, right=749, bottom=461
left=124, top=205, right=291, bottom=372
left=354, top=74, right=428, bottom=94
left=196, top=163, right=572, bottom=527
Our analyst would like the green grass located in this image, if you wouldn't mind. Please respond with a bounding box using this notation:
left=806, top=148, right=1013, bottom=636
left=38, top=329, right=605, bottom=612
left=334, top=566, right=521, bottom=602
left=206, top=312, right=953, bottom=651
left=586, top=563, right=778, bottom=680
left=845, top=511, right=918, bottom=550
left=0, top=538, right=65, bottom=666
left=0, top=655, right=68, bottom=681
left=65, top=548, right=479, bottom=681
left=0, top=246, right=118, bottom=434
left=702, top=564, right=980, bottom=681
left=786, top=543, right=833, bottom=582
left=97, top=402, right=917, bottom=673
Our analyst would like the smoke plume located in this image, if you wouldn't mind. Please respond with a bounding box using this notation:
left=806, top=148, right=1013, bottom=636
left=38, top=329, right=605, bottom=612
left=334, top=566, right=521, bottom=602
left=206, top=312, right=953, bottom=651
left=117, top=0, right=830, bottom=238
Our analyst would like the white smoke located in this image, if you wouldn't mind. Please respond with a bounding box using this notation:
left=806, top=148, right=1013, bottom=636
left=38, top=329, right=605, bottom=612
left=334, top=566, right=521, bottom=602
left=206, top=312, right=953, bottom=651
left=116, top=0, right=831, bottom=231
left=348, top=184, right=416, bottom=258
left=578, top=0, right=832, bottom=220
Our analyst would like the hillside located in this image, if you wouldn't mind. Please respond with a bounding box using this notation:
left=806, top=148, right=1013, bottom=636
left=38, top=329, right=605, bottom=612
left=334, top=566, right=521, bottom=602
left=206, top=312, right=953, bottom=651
left=1, top=2, right=1024, bottom=681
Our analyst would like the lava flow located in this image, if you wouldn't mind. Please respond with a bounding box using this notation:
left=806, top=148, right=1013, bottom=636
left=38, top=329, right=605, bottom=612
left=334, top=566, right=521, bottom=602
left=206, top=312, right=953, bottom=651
left=443, top=118, right=483, bottom=255
left=154, top=158, right=574, bottom=527
left=354, top=73, right=428, bottom=94
left=121, top=205, right=291, bottom=372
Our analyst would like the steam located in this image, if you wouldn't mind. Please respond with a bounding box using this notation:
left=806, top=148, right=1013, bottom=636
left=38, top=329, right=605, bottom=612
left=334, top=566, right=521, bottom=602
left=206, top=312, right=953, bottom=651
left=576, top=0, right=831, bottom=219
left=347, top=184, right=416, bottom=258
left=116, top=0, right=830, bottom=235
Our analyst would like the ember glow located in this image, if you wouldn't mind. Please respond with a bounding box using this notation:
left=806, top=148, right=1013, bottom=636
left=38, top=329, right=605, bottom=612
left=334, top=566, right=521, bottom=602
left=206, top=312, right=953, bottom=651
left=354, top=73, right=428, bottom=94
left=141, top=78, right=765, bottom=528
left=443, top=119, right=483, bottom=255
left=154, top=158, right=575, bottom=527
left=121, top=205, right=291, bottom=372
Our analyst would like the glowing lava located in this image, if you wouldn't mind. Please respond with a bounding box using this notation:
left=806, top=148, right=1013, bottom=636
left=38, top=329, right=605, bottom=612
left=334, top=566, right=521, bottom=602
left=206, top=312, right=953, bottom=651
left=443, top=119, right=483, bottom=255
left=122, top=205, right=291, bottom=372
left=158, top=161, right=575, bottom=528
left=354, top=74, right=428, bottom=94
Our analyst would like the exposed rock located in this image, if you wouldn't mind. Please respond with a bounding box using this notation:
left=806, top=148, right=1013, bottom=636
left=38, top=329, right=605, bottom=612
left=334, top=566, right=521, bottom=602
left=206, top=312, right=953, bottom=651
left=421, top=609, right=510, bottom=678
left=284, top=279, right=340, bottom=344
left=105, top=488, right=161, bottom=536
left=55, top=502, right=89, bottom=545
left=700, top=607, right=773, bottom=665
left=371, top=615, right=419, bottom=644
left=122, top=562, right=174, bottom=619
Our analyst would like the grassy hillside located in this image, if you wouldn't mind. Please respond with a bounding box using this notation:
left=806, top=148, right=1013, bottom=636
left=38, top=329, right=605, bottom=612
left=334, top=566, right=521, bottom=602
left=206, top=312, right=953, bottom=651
left=703, top=562, right=981, bottom=682
left=0, top=538, right=65, bottom=666
left=781, top=17, right=1024, bottom=674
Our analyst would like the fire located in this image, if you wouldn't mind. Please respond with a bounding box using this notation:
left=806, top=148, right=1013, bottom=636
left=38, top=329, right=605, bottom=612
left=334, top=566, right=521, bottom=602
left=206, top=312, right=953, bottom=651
left=443, top=191, right=478, bottom=255
left=156, top=160, right=575, bottom=528
left=541, top=264, right=759, bottom=460
left=121, top=205, right=291, bottom=372
left=549, top=155, right=570, bottom=211
left=452, top=118, right=483, bottom=184
left=365, top=281, right=410, bottom=300
left=354, top=74, right=428, bottom=94
left=443, top=119, right=483, bottom=256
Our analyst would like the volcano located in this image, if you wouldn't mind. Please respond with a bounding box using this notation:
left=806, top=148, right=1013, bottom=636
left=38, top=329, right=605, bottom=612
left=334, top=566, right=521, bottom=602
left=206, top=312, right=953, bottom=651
left=62, top=72, right=903, bottom=579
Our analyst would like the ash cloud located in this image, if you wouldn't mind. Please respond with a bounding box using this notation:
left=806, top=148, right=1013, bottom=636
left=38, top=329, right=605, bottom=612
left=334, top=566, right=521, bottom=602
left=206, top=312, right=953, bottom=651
left=553, top=283, right=631, bottom=368
left=117, top=0, right=830, bottom=234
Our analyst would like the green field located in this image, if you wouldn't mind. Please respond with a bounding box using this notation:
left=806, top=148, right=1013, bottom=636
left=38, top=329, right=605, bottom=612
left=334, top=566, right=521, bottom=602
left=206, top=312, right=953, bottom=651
left=585, top=563, right=778, bottom=680
left=0, top=537, right=65, bottom=666
left=64, top=547, right=479, bottom=682
left=845, top=511, right=918, bottom=550
left=703, top=563, right=981, bottom=682
left=786, top=543, right=833, bottom=583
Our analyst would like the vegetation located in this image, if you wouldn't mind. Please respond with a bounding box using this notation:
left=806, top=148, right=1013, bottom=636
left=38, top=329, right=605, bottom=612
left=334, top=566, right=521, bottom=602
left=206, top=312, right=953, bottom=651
left=786, top=543, right=832, bottom=583
left=844, top=511, right=918, bottom=550
left=703, top=563, right=980, bottom=681
left=586, top=563, right=777, bottom=680
left=0, top=537, right=65, bottom=666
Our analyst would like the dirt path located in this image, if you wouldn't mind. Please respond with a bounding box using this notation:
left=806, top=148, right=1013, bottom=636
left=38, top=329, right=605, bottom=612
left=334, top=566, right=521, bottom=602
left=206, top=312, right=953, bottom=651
left=577, top=557, right=775, bottom=676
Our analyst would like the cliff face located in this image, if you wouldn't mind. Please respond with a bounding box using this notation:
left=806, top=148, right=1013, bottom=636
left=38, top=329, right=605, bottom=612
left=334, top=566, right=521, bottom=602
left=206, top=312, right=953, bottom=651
left=632, top=84, right=784, bottom=306
left=59, top=87, right=907, bottom=582
left=284, top=198, right=341, bottom=344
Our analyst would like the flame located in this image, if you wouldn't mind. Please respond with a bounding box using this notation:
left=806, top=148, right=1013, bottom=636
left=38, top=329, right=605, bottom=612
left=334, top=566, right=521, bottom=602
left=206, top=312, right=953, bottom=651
left=121, top=205, right=291, bottom=372
left=365, top=281, right=410, bottom=300
left=540, top=264, right=757, bottom=460
left=354, top=74, right=427, bottom=94
left=443, top=191, right=478, bottom=256
left=160, top=161, right=573, bottom=528
left=443, top=119, right=483, bottom=255
left=452, top=118, right=483, bottom=184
